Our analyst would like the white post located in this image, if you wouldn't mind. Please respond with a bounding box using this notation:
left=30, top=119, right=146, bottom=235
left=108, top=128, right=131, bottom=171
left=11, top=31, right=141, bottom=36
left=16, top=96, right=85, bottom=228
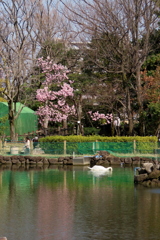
left=133, top=140, right=136, bottom=154
left=64, top=140, right=66, bottom=155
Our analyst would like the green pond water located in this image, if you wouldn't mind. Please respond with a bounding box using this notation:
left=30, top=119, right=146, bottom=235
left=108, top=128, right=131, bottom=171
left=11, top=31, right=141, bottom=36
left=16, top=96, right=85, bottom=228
left=0, top=165, right=160, bottom=240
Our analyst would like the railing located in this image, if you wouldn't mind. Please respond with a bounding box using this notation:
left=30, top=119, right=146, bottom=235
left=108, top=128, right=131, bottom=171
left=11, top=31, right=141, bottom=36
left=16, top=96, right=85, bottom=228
left=3, top=127, right=75, bottom=142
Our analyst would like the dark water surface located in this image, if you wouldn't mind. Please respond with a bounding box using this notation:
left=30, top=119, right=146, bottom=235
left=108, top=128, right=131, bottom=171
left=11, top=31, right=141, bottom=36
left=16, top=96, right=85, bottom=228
left=0, top=165, right=160, bottom=240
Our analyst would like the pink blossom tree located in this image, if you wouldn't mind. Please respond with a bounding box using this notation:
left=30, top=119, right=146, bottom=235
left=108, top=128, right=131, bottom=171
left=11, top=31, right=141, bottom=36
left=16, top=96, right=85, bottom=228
left=36, top=57, right=75, bottom=134
left=88, top=111, right=113, bottom=124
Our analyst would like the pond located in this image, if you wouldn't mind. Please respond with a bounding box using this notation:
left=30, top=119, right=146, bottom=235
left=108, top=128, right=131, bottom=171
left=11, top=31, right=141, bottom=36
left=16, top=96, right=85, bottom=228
left=0, top=165, right=160, bottom=240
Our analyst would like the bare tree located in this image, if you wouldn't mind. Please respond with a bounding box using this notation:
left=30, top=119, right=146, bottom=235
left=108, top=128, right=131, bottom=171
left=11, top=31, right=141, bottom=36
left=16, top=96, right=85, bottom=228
left=0, top=0, right=63, bottom=140
left=59, top=0, right=160, bottom=135
left=34, top=0, right=76, bottom=60
left=0, top=0, right=36, bottom=140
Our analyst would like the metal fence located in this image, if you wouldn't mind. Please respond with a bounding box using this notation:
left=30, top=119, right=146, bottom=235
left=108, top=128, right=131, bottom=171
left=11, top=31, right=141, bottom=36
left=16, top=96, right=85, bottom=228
left=0, top=140, right=158, bottom=157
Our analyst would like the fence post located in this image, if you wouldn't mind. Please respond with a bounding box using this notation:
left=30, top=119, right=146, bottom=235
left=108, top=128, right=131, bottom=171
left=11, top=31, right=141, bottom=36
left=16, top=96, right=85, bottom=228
left=133, top=140, right=136, bottom=153
left=96, top=140, right=99, bottom=151
left=16, top=133, right=18, bottom=141
left=64, top=140, right=66, bottom=155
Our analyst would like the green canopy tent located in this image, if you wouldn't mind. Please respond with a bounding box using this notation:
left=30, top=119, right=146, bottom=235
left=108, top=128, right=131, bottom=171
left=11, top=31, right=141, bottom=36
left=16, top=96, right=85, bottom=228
left=0, top=102, right=38, bottom=136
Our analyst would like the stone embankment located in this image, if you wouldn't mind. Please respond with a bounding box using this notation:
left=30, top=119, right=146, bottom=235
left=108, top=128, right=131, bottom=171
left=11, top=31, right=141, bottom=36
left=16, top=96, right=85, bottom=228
left=0, top=150, right=157, bottom=167
left=89, top=150, right=156, bottom=166
left=134, top=162, right=160, bottom=187
left=0, top=155, right=65, bottom=166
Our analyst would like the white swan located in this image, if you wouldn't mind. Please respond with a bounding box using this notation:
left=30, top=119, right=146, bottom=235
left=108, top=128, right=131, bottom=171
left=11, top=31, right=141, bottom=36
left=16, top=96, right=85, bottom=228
left=88, top=165, right=113, bottom=172
left=88, top=165, right=113, bottom=177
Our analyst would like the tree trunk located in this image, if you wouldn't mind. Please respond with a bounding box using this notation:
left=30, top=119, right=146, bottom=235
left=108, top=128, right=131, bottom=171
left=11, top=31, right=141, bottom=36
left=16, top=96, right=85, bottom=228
left=126, top=88, right=133, bottom=136
left=76, top=96, right=83, bottom=135
left=8, top=101, right=16, bottom=141
left=136, top=66, right=145, bottom=135
left=62, top=119, right=68, bottom=135
left=10, top=120, right=16, bottom=141
left=43, top=116, right=49, bottom=136
left=122, top=68, right=133, bottom=135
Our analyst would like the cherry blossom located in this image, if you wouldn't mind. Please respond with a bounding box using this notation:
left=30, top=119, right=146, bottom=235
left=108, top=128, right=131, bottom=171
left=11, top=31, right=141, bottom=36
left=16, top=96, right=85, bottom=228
left=36, top=58, right=75, bottom=127
left=88, top=111, right=113, bottom=124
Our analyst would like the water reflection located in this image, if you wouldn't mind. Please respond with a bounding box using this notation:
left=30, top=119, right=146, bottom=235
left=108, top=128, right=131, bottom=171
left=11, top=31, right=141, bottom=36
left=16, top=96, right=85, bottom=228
left=149, top=188, right=160, bottom=194
left=36, top=173, right=75, bottom=240
left=0, top=166, right=160, bottom=240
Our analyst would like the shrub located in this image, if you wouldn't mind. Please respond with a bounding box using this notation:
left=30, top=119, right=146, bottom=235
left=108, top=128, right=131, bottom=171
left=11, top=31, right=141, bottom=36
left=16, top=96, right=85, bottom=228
left=84, top=127, right=99, bottom=136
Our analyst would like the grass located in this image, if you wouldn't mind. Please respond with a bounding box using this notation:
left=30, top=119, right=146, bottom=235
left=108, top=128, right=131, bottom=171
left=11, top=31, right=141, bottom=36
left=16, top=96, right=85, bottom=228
left=112, top=152, right=158, bottom=159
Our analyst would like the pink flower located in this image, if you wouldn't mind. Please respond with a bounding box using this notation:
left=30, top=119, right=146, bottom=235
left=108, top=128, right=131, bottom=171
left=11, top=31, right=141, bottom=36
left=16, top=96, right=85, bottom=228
left=88, top=111, right=113, bottom=124
left=36, top=58, right=75, bottom=126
